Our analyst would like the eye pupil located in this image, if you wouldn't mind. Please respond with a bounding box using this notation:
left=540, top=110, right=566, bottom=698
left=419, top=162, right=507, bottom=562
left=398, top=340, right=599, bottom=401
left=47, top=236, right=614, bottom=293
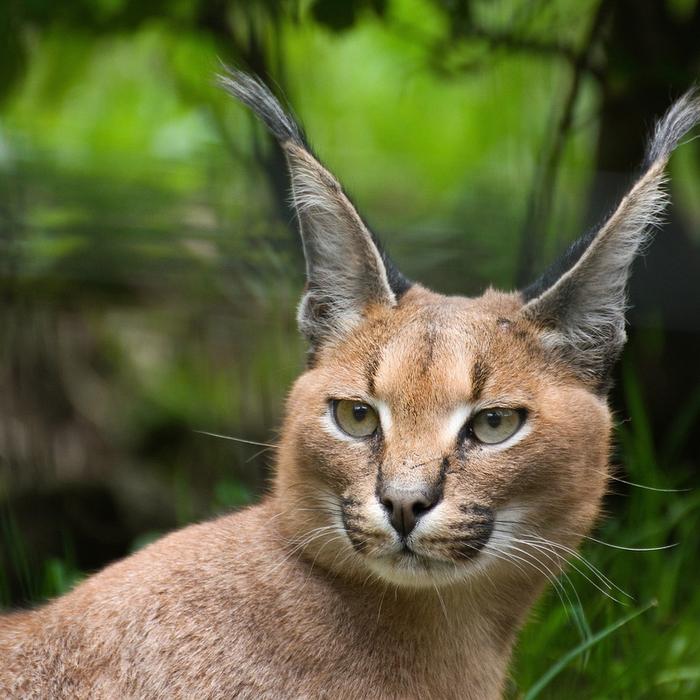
left=486, top=411, right=501, bottom=428
left=352, top=404, right=368, bottom=422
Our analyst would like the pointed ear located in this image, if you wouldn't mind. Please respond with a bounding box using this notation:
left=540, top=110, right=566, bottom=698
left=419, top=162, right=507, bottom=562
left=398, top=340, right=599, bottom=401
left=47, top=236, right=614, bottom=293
left=521, top=89, right=700, bottom=388
left=217, top=68, right=410, bottom=347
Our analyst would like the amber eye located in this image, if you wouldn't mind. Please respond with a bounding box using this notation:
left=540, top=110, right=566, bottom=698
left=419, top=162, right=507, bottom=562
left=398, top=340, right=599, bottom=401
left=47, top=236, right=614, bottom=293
left=332, top=400, right=379, bottom=438
left=471, top=408, right=523, bottom=445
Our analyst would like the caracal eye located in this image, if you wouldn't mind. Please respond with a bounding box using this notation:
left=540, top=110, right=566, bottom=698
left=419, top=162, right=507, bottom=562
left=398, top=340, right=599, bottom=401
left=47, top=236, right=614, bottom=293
left=471, top=408, right=523, bottom=444
left=333, top=400, right=379, bottom=438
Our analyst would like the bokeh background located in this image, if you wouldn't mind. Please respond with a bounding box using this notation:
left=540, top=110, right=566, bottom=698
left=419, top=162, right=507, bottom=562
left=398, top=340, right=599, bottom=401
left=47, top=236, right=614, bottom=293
left=1, top=0, right=699, bottom=697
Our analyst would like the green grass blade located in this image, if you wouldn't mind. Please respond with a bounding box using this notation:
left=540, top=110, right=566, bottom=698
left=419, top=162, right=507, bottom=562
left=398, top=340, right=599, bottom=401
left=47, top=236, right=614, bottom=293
left=523, top=600, right=657, bottom=700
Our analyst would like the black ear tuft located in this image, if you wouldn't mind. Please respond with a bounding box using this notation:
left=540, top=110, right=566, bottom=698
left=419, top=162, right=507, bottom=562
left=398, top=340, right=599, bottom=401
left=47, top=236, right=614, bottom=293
left=217, top=67, right=306, bottom=147
left=644, top=86, right=700, bottom=167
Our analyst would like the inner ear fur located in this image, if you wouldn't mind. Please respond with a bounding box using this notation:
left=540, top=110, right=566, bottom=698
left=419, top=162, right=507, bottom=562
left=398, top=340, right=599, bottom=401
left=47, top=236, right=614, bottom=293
left=217, top=68, right=410, bottom=348
left=521, top=89, right=700, bottom=389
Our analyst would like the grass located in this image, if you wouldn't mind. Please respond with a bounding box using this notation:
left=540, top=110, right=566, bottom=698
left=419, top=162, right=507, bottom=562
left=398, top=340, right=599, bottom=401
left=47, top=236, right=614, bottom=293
left=509, top=355, right=700, bottom=698
left=523, top=600, right=658, bottom=700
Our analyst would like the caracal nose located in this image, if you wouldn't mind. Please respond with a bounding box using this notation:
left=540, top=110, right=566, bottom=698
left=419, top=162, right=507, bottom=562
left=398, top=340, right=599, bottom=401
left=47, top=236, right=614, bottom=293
left=379, top=486, right=440, bottom=537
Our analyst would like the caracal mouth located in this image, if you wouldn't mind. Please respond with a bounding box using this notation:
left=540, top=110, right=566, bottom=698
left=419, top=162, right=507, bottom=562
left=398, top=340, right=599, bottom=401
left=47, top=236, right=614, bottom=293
left=362, top=544, right=487, bottom=587
left=348, top=504, right=532, bottom=587
left=340, top=502, right=528, bottom=587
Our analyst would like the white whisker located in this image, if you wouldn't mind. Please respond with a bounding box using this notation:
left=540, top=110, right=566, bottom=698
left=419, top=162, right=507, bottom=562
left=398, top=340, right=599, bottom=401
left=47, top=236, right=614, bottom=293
left=194, top=430, right=277, bottom=449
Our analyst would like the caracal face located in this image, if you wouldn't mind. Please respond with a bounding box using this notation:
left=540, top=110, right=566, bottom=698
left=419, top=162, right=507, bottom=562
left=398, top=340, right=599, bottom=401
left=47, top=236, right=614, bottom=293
left=280, top=287, right=609, bottom=587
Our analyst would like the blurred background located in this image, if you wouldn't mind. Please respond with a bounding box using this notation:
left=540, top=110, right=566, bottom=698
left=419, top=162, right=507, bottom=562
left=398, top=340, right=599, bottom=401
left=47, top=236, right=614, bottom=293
left=0, top=0, right=699, bottom=697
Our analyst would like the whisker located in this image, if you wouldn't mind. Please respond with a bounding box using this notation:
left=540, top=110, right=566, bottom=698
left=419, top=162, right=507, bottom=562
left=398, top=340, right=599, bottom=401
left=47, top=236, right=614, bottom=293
left=484, top=540, right=571, bottom=615
left=494, top=520, right=678, bottom=555
left=307, top=534, right=346, bottom=578
left=268, top=525, right=339, bottom=576
left=508, top=530, right=616, bottom=587
left=508, top=541, right=593, bottom=640
left=245, top=446, right=273, bottom=463
left=330, top=546, right=361, bottom=575
left=599, top=469, right=690, bottom=493
left=194, top=430, right=278, bottom=449
left=497, top=538, right=595, bottom=639
left=491, top=537, right=584, bottom=631
left=508, top=536, right=629, bottom=606
left=376, top=583, right=389, bottom=625
left=490, top=522, right=632, bottom=606
left=515, top=531, right=633, bottom=600
left=576, top=534, right=678, bottom=552
left=489, top=536, right=568, bottom=595
left=492, top=521, right=639, bottom=599
left=525, top=543, right=590, bottom=640
left=432, top=582, right=449, bottom=624
left=479, top=541, right=530, bottom=579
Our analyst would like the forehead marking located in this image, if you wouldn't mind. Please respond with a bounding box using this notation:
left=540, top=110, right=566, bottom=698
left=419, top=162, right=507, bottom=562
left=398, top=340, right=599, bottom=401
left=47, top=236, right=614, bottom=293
left=364, top=340, right=383, bottom=396
left=418, top=325, right=438, bottom=376
left=470, top=358, right=491, bottom=401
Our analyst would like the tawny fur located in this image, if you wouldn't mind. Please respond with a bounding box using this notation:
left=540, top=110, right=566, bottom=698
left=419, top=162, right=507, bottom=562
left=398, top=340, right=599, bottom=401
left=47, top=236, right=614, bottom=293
left=1, top=74, right=698, bottom=698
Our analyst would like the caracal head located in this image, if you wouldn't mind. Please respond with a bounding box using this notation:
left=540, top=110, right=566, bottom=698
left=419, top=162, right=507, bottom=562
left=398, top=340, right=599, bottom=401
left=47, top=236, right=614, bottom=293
left=219, top=70, right=699, bottom=588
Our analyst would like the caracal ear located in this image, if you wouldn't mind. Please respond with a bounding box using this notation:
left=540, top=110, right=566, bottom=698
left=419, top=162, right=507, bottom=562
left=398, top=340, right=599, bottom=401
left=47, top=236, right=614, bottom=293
left=521, top=89, right=700, bottom=391
left=218, top=68, right=410, bottom=348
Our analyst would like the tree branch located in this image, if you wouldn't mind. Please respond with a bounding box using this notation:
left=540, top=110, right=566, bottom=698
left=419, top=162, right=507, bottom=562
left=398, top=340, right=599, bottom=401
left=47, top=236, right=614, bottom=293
left=463, top=25, right=605, bottom=80
left=515, top=0, right=613, bottom=287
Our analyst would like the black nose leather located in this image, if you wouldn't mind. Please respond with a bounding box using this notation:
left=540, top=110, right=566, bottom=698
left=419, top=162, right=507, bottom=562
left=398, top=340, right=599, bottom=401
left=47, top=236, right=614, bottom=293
left=379, top=486, right=440, bottom=537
